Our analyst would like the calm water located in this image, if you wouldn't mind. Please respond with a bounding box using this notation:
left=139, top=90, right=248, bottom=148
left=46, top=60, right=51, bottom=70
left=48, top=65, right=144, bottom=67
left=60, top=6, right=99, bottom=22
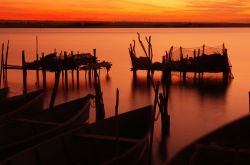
left=1, top=28, right=250, bottom=164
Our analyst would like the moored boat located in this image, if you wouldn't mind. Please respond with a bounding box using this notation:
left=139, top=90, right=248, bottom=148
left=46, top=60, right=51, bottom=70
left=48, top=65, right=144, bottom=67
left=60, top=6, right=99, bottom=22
left=0, top=105, right=152, bottom=165
left=0, top=89, right=44, bottom=123
left=168, top=114, right=250, bottom=165
left=0, top=94, right=92, bottom=160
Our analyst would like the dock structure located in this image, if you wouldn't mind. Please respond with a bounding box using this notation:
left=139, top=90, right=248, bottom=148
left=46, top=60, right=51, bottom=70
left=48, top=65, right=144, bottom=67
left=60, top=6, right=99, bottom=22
left=129, top=34, right=233, bottom=83
left=2, top=48, right=112, bottom=90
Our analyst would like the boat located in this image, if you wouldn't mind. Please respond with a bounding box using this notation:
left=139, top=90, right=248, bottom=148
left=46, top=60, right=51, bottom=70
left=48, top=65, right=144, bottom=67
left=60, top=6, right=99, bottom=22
left=0, top=89, right=44, bottom=123
left=0, top=105, right=153, bottom=165
left=0, top=94, right=92, bottom=160
left=168, top=114, right=250, bottom=165
left=0, top=87, right=9, bottom=100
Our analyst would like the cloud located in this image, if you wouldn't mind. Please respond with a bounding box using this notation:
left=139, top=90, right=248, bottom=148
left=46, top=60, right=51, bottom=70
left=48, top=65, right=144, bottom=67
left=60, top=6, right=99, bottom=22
left=0, top=0, right=249, bottom=21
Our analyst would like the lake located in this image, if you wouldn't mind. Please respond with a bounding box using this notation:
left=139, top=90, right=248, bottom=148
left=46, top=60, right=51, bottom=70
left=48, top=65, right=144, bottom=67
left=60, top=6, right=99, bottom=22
left=1, top=28, right=250, bottom=164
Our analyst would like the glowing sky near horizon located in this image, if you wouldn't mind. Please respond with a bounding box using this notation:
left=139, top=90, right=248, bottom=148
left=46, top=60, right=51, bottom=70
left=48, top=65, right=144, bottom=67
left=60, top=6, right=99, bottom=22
left=0, top=0, right=250, bottom=22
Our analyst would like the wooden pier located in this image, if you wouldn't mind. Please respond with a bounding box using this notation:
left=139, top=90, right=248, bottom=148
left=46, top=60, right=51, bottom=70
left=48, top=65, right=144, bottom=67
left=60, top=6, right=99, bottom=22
left=1, top=46, right=112, bottom=93
left=129, top=34, right=233, bottom=83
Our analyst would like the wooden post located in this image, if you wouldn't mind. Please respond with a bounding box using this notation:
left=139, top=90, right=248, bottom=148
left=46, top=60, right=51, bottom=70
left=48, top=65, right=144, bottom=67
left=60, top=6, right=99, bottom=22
left=36, top=36, right=39, bottom=87
left=49, top=70, right=60, bottom=109
left=222, top=43, right=225, bottom=55
left=42, top=53, right=46, bottom=89
left=88, top=69, right=92, bottom=85
left=193, top=49, right=196, bottom=81
left=159, top=93, right=170, bottom=137
left=0, top=43, right=4, bottom=87
left=4, top=40, right=9, bottom=82
left=64, top=52, right=68, bottom=89
left=202, top=44, right=205, bottom=55
left=94, top=70, right=105, bottom=120
left=93, top=49, right=97, bottom=63
left=115, top=88, right=119, bottom=156
left=149, top=81, right=159, bottom=165
left=22, top=50, right=27, bottom=94
left=180, top=46, right=183, bottom=81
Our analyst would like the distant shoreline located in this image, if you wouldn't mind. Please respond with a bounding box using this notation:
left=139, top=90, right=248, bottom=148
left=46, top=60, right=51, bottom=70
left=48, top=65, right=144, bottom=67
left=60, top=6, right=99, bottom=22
left=0, top=20, right=250, bottom=28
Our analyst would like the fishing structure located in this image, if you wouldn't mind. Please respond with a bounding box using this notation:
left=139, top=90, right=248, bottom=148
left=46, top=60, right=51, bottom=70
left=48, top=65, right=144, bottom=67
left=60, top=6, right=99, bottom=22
left=129, top=33, right=233, bottom=84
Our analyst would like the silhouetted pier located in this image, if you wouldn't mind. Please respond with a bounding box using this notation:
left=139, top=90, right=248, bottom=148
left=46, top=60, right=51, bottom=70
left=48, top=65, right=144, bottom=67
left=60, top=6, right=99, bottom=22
left=129, top=34, right=233, bottom=83
left=1, top=46, right=112, bottom=93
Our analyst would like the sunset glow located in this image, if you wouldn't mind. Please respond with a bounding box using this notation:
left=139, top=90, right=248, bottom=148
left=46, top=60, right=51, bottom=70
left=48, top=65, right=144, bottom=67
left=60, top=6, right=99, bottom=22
left=0, top=0, right=250, bottom=22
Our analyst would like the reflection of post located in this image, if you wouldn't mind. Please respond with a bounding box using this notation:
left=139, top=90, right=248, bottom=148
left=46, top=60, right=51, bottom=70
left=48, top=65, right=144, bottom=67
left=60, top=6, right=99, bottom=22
left=42, top=53, right=46, bottom=89
left=50, top=70, right=60, bottom=109
left=22, top=50, right=27, bottom=94
left=77, top=67, right=79, bottom=88
left=64, top=52, right=68, bottom=89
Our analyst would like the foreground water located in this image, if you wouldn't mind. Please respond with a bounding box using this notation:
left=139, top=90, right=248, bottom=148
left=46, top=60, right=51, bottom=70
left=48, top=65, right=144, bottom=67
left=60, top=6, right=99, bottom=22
left=1, top=28, right=250, bottom=164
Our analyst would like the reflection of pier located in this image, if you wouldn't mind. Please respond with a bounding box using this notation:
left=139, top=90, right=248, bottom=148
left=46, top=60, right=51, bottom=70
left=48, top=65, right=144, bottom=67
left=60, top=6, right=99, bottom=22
left=129, top=34, right=233, bottom=84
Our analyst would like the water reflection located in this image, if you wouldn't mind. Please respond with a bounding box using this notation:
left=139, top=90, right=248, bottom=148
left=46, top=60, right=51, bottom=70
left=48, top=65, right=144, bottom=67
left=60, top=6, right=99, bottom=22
left=132, top=72, right=231, bottom=100
left=174, top=78, right=231, bottom=99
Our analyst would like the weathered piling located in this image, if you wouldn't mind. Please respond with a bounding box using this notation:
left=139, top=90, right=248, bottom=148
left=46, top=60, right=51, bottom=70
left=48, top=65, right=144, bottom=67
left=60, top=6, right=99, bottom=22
left=22, top=50, right=27, bottom=94
left=64, top=52, right=68, bottom=89
left=42, top=53, right=47, bottom=89
left=159, top=93, right=170, bottom=136
left=94, top=70, right=105, bottom=120
left=4, top=40, right=9, bottom=82
left=0, top=43, right=4, bottom=87
left=49, top=70, right=60, bottom=108
left=36, top=36, right=39, bottom=87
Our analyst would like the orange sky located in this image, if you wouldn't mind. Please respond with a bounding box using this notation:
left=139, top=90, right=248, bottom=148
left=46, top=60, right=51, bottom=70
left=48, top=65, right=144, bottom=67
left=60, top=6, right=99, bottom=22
left=0, top=0, right=250, bottom=22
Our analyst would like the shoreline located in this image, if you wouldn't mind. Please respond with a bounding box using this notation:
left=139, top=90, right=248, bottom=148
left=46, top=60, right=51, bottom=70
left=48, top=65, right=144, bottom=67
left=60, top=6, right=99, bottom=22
left=1, top=21, right=250, bottom=28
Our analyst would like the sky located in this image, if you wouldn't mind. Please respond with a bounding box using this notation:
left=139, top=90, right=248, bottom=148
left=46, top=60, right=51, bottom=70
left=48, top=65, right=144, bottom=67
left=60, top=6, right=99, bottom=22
left=0, top=0, right=250, bottom=22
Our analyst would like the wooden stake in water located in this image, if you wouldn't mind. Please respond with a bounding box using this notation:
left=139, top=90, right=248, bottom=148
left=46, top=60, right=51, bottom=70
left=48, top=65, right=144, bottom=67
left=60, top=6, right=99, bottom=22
left=50, top=70, right=61, bottom=109
left=0, top=43, right=4, bottom=87
left=36, top=36, right=40, bottom=87
left=4, top=40, right=9, bottom=82
left=115, top=88, right=119, bottom=156
left=22, top=50, right=27, bottom=94
left=42, top=53, right=47, bottom=89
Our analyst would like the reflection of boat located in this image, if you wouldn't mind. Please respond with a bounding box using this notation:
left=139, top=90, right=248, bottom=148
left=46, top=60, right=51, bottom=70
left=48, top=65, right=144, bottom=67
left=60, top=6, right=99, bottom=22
left=168, top=114, right=250, bottom=165
left=1, top=105, right=152, bottom=164
left=0, top=87, right=9, bottom=100
left=0, top=89, right=44, bottom=123
left=0, top=94, right=91, bottom=160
